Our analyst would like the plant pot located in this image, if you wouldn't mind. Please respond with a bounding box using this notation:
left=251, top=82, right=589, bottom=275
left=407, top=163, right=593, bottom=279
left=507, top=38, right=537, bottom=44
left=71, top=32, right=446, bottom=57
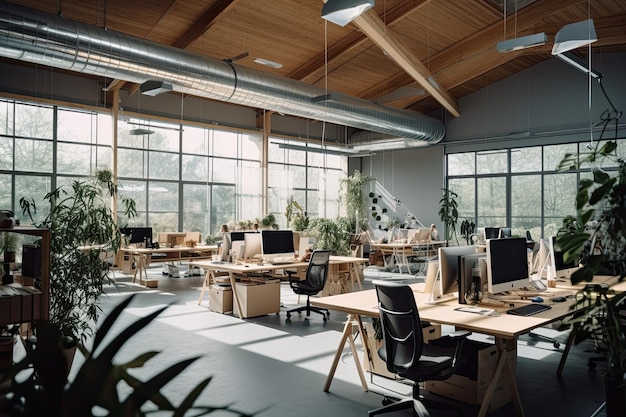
left=3, top=251, right=15, bottom=263
left=605, top=375, right=626, bottom=417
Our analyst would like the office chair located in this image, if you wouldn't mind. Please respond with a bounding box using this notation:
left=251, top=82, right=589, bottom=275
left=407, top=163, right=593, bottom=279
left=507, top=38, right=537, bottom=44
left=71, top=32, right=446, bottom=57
left=370, top=281, right=470, bottom=417
left=285, top=250, right=331, bottom=322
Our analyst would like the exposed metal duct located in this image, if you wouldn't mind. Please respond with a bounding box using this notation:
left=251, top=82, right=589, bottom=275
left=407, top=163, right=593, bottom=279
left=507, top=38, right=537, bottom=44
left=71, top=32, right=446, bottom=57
left=0, top=3, right=444, bottom=144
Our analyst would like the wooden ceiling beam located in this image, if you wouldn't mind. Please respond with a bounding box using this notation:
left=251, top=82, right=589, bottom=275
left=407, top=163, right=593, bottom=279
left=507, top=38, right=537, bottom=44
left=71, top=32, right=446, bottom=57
left=375, top=0, right=586, bottom=107
left=173, top=0, right=241, bottom=50
left=353, top=9, right=460, bottom=117
left=290, top=0, right=430, bottom=81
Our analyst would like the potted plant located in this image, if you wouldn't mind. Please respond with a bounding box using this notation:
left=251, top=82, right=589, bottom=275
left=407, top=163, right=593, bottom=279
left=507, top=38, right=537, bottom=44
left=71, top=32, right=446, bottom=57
left=438, top=188, right=459, bottom=245
left=556, top=140, right=626, bottom=416
left=0, top=232, right=19, bottom=285
left=0, top=294, right=252, bottom=417
left=19, top=169, right=137, bottom=346
left=460, top=218, right=476, bottom=245
left=307, top=217, right=351, bottom=256
left=339, top=170, right=373, bottom=233
left=260, top=213, right=277, bottom=230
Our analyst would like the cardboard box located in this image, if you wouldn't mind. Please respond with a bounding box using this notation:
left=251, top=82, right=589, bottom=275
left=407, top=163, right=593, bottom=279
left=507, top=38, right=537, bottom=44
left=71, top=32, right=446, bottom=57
left=209, top=287, right=233, bottom=313
left=425, top=340, right=512, bottom=411
left=233, top=281, right=280, bottom=318
left=363, top=321, right=442, bottom=379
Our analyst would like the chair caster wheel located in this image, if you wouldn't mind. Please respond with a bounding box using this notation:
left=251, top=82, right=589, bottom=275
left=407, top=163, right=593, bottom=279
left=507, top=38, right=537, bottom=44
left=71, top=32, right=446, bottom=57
left=553, top=342, right=560, bottom=349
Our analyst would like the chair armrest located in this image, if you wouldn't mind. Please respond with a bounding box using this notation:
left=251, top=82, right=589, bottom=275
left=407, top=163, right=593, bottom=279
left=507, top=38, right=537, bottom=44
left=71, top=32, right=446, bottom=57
left=448, top=330, right=472, bottom=340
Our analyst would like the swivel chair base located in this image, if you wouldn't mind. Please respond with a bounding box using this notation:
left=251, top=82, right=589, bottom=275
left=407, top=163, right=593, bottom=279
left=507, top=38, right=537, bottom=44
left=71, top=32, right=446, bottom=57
left=286, top=298, right=330, bottom=322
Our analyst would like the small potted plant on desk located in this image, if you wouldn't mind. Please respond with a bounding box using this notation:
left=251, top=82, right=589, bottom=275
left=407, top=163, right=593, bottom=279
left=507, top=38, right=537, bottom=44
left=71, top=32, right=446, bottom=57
left=556, top=140, right=626, bottom=416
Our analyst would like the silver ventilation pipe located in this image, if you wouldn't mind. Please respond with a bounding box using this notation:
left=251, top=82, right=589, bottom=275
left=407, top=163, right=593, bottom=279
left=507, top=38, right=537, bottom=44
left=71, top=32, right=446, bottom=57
left=0, top=3, right=444, bottom=144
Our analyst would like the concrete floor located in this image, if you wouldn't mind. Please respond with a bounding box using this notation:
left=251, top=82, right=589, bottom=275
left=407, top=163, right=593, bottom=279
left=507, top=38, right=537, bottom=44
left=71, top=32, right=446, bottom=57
left=81, top=263, right=608, bottom=417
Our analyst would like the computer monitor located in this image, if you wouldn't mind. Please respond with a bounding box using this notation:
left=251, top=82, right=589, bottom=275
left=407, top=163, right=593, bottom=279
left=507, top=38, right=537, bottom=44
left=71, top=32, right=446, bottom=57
left=552, top=236, right=579, bottom=278
left=242, top=232, right=263, bottom=259
left=220, top=232, right=232, bottom=261
left=430, top=245, right=476, bottom=303
left=484, top=227, right=500, bottom=240
left=534, top=238, right=551, bottom=278
left=533, top=237, right=579, bottom=279
left=120, top=227, right=153, bottom=246
left=261, top=230, right=295, bottom=260
left=487, top=237, right=530, bottom=295
left=396, top=228, right=409, bottom=241
left=498, top=227, right=512, bottom=238
left=458, top=253, right=487, bottom=304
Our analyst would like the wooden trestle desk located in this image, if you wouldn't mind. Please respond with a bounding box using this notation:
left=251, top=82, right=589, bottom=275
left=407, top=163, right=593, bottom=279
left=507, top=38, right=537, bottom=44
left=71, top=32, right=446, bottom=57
left=190, top=256, right=369, bottom=319
left=370, top=240, right=444, bottom=274
left=123, top=245, right=218, bottom=286
left=311, top=285, right=579, bottom=417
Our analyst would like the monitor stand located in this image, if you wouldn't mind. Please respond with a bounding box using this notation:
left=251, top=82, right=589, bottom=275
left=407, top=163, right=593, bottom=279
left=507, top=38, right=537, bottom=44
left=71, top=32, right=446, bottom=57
left=427, top=269, right=458, bottom=304
left=487, top=291, right=521, bottom=301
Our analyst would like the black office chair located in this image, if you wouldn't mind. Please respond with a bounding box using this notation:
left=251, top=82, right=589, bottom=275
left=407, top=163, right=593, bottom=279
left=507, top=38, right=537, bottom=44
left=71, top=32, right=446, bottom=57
left=370, top=281, right=470, bottom=417
left=286, top=250, right=331, bottom=322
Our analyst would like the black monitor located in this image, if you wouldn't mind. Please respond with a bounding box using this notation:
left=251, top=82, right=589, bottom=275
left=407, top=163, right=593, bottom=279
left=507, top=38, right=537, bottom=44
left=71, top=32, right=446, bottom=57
left=430, top=245, right=476, bottom=303
left=484, top=227, right=500, bottom=240
left=261, top=230, right=295, bottom=260
left=499, top=227, right=512, bottom=238
left=487, top=237, right=529, bottom=294
left=120, top=227, right=153, bottom=245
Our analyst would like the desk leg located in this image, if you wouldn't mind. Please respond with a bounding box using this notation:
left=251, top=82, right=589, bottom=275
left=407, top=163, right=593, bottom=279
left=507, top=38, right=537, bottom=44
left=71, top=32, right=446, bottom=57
left=477, top=338, right=524, bottom=417
left=198, top=270, right=213, bottom=305
left=557, top=330, right=575, bottom=377
left=230, top=272, right=244, bottom=319
left=323, top=314, right=369, bottom=392
left=349, top=263, right=363, bottom=292
left=132, top=255, right=147, bottom=285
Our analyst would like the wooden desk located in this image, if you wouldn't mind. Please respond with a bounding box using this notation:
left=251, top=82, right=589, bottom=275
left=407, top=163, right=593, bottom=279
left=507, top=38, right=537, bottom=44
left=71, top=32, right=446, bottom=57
left=123, top=245, right=218, bottom=286
left=311, top=285, right=577, bottom=417
left=190, top=256, right=369, bottom=318
left=371, top=241, right=444, bottom=274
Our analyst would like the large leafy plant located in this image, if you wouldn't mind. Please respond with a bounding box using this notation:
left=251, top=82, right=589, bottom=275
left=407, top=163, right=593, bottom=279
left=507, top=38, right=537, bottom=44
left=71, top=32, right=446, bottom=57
left=20, top=170, right=136, bottom=344
left=556, top=140, right=626, bottom=382
left=307, top=217, right=351, bottom=256
left=0, top=294, right=253, bottom=417
left=338, top=170, right=373, bottom=233
left=556, top=141, right=626, bottom=284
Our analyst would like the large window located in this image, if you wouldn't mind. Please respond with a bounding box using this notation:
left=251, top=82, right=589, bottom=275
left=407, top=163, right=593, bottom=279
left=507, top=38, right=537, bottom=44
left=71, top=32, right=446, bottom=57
left=446, top=140, right=625, bottom=239
left=1, top=96, right=347, bottom=238
left=268, top=140, right=346, bottom=227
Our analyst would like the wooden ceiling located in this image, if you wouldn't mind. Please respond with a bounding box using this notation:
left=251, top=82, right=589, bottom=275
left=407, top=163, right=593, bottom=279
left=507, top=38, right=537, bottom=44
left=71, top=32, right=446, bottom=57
left=6, top=0, right=626, bottom=118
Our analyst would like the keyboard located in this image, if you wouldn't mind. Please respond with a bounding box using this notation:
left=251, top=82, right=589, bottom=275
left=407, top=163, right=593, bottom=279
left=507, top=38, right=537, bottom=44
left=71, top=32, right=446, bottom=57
left=269, top=257, right=297, bottom=265
left=506, top=303, right=552, bottom=316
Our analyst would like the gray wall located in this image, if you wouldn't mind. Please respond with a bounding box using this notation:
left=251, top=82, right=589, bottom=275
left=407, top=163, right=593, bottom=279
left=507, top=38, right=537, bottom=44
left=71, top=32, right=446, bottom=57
left=362, top=51, right=626, bottom=233
left=358, top=145, right=444, bottom=232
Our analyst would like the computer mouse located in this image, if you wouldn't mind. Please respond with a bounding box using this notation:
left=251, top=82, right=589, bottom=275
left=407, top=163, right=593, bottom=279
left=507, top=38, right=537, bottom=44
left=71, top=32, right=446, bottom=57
left=552, top=296, right=567, bottom=303
left=530, top=296, right=543, bottom=303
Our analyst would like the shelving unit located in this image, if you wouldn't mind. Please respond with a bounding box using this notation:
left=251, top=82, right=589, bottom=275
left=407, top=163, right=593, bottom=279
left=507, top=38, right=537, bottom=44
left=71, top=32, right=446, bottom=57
left=0, top=226, right=50, bottom=323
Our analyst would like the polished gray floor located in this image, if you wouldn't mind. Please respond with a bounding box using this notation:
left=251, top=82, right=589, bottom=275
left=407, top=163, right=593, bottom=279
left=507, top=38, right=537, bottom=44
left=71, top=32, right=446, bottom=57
left=84, top=264, right=608, bottom=417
